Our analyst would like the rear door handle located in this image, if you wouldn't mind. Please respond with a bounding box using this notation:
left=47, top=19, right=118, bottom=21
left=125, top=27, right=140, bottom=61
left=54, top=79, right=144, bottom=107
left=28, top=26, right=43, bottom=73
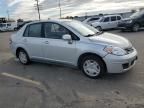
left=44, top=41, right=49, bottom=44
left=23, top=38, right=27, bottom=43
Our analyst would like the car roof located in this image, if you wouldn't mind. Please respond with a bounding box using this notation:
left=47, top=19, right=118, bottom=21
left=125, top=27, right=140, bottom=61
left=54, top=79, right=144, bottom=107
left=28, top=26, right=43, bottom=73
left=27, top=19, right=73, bottom=25
left=103, top=15, right=121, bottom=17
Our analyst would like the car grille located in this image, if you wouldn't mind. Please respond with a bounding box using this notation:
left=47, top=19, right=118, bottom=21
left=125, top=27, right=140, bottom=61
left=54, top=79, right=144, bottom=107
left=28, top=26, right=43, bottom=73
left=125, top=47, right=134, bottom=54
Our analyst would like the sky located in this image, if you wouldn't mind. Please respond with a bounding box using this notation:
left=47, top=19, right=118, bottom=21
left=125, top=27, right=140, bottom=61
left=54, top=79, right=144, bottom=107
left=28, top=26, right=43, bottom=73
left=0, top=0, right=144, bottom=20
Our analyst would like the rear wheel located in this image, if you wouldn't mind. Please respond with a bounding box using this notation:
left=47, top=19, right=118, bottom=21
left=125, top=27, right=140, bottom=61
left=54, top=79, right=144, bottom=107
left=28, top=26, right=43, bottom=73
left=132, top=24, right=139, bottom=32
left=80, top=55, right=106, bottom=78
left=18, top=49, right=30, bottom=65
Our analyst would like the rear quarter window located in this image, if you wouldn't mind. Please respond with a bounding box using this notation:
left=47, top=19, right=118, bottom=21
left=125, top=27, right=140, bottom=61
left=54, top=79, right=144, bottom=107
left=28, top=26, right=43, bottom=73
left=23, top=26, right=29, bottom=37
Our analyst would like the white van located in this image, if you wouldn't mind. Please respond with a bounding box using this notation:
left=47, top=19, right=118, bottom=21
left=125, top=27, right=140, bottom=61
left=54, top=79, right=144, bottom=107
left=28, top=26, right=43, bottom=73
left=7, top=22, right=17, bottom=31
left=91, top=15, right=123, bottom=31
left=0, top=22, right=17, bottom=32
left=0, top=23, right=7, bottom=31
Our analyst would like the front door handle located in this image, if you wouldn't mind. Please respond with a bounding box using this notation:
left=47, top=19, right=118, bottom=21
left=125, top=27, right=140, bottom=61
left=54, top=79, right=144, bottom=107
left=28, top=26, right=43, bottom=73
left=44, top=41, right=49, bottom=44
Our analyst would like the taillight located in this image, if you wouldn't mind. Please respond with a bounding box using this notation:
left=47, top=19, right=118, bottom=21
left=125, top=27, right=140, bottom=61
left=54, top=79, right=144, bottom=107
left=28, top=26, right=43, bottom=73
left=9, top=38, right=12, bottom=44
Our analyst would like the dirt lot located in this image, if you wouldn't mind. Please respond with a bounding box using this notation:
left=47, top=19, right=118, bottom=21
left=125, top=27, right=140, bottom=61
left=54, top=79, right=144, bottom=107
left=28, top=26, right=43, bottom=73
left=0, top=30, right=144, bottom=108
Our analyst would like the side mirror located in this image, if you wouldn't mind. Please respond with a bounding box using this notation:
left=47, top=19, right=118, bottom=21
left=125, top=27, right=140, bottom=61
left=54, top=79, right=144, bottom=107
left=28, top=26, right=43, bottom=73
left=62, top=34, right=72, bottom=41
left=62, top=34, right=73, bottom=44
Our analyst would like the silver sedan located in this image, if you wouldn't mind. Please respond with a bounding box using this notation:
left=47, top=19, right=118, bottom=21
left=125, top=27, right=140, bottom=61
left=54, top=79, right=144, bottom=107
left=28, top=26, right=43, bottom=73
left=10, top=19, right=138, bottom=78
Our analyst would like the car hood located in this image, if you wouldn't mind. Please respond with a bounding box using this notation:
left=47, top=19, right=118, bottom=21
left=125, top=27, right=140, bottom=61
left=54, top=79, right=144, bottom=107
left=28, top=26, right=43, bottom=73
left=122, top=18, right=131, bottom=21
left=89, top=32, right=132, bottom=49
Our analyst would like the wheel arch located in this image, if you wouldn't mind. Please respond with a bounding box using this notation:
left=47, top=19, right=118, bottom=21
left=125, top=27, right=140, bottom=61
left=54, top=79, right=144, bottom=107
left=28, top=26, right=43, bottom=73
left=16, top=47, right=28, bottom=58
left=77, top=52, right=107, bottom=70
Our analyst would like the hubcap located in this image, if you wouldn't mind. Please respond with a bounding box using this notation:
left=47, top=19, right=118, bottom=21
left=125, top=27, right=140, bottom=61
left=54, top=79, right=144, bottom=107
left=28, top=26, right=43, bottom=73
left=19, top=51, right=27, bottom=64
left=83, top=60, right=101, bottom=77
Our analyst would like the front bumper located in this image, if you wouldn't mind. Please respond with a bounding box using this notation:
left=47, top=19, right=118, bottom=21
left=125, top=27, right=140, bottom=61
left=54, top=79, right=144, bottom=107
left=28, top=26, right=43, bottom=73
left=103, top=48, right=138, bottom=73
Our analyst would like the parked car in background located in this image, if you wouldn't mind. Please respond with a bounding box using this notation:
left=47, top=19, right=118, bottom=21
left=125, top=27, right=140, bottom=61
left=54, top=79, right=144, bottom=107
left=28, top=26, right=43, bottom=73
left=83, top=17, right=101, bottom=25
left=0, top=23, right=7, bottom=31
left=10, top=19, right=137, bottom=78
left=118, top=11, right=144, bottom=32
left=0, top=22, right=17, bottom=31
left=7, top=22, right=17, bottom=31
left=16, top=21, right=32, bottom=30
left=92, top=15, right=122, bottom=31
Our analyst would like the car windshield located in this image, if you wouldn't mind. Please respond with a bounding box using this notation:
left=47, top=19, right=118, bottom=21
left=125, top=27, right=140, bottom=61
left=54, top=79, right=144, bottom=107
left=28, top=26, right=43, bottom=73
left=130, top=11, right=144, bottom=18
left=64, top=21, right=101, bottom=37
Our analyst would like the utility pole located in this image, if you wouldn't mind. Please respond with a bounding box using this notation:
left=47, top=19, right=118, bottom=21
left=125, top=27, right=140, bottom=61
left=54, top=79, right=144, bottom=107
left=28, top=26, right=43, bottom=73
left=58, top=0, right=62, bottom=19
left=7, top=10, right=10, bottom=21
left=35, top=0, right=41, bottom=20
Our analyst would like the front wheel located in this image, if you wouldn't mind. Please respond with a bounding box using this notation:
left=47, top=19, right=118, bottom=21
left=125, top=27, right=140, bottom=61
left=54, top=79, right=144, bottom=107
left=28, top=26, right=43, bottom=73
left=18, top=49, right=30, bottom=65
left=81, top=55, right=106, bottom=78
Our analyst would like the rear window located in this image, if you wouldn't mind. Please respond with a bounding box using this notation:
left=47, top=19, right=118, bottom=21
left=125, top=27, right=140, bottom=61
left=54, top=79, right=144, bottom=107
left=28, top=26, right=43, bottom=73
left=111, top=16, right=116, bottom=21
left=23, top=23, right=42, bottom=38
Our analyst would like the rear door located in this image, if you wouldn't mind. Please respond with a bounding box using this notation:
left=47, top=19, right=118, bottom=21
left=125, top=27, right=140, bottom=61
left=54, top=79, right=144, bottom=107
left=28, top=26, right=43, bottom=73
left=22, top=23, right=45, bottom=59
left=101, top=17, right=111, bottom=29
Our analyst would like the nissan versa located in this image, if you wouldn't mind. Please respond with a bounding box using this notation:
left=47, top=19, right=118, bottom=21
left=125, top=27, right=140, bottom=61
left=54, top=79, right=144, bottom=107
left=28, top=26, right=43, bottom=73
left=10, top=20, right=138, bottom=78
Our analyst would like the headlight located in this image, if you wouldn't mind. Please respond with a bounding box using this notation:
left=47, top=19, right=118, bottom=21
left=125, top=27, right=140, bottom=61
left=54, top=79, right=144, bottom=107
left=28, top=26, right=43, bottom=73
left=126, top=20, right=132, bottom=23
left=104, top=46, right=127, bottom=56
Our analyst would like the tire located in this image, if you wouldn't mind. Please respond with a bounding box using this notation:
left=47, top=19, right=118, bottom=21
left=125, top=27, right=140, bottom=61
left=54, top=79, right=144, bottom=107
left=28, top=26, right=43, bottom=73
left=80, top=55, right=106, bottom=78
left=96, top=26, right=102, bottom=31
left=132, top=24, right=139, bottom=32
left=18, top=49, right=30, bottom=65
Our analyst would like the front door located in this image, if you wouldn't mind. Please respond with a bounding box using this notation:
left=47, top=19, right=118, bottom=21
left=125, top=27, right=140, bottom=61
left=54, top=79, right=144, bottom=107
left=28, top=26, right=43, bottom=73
left=43, top=22, right=77, bottom=65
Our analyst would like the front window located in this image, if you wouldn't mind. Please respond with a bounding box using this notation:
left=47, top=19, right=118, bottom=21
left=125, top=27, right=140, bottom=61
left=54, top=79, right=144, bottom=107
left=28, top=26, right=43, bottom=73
left=44, top=23, right=70, bottom=39
left=64, top=21, right=100, bottom=37
left=103, top=17, right=110, bottom=22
